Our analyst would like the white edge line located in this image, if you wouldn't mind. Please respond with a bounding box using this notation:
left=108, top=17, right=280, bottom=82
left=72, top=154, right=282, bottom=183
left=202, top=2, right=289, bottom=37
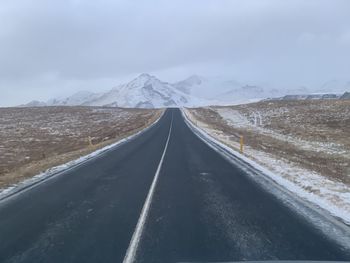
left=123, top=112, right=173, bottom=263
left=0, top=110, right=165, bottom=203
left=180, top=108, right=350, bottom=250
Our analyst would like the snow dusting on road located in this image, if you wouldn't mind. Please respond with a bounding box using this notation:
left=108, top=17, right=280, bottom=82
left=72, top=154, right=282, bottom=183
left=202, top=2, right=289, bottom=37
left=184, top=107, right=350, bottom=225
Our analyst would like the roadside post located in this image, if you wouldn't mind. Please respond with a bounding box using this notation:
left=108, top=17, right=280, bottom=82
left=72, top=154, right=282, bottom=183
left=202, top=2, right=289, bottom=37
left=240, top=135, right=244, bottom=154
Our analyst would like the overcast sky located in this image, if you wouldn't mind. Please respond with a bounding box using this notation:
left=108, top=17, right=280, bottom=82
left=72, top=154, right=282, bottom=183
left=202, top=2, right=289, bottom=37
left=1, top=0, right=350, bottom=106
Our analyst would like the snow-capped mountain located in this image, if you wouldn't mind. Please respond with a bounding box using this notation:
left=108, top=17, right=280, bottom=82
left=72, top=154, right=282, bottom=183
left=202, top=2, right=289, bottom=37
left=24, top=100, right=47, bottom=107
left=22, top=74, right=350, bottom=108
left=173, top=75, right=280, bottom=103
left=173, top=76, right=350, bottom=103
left=46, top=91, right=102, bottom=106
left=25, top=74, right=210, bottom=108
left=173, top=75, right=204, bottom=94
left=83, top=73, right=201, bottom=108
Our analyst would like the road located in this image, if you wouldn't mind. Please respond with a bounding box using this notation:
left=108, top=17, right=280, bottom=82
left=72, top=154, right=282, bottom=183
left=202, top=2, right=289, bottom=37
left=0, top=108, right=349, bottom=263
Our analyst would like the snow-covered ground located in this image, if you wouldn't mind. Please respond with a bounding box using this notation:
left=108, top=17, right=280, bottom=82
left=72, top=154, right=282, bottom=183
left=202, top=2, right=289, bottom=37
left=217, top=107, right=347, bottom=155
left=184, top=102, right=350, bottom=225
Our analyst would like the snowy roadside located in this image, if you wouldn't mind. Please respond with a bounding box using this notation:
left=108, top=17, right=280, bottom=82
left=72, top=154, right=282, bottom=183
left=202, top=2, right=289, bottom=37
left=183, top=108, right=350, bottom=226
left=217, top=107, right=347, bottom=155
left=0, top=110, right=164, bottom=202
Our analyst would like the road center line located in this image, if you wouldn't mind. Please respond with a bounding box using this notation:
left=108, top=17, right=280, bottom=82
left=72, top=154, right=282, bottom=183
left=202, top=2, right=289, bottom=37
left=123, top=112, right=173, bottom=263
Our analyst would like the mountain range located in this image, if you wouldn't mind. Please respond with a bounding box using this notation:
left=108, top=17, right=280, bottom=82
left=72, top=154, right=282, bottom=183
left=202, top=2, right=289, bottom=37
left=23, top=74, right=350, bottom=108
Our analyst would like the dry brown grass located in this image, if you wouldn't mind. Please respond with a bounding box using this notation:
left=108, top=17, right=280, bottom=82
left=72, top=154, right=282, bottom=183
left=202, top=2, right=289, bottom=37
left=189, top=100, right=350, bottom=185
left=0, top=106, right=162, bottom=188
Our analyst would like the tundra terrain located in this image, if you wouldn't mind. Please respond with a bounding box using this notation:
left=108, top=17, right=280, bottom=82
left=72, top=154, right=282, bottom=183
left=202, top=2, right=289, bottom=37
left=0, top=106, right=162, bottom=188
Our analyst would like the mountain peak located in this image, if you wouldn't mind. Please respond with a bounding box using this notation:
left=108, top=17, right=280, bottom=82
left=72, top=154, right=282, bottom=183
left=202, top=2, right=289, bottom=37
left=139, top=73, right=152, bottom=77
left=126, top=73, right=160, bottom=87
left=78, top=73, right=200, bottom=108
left=137, top=73, right=155, bottom=81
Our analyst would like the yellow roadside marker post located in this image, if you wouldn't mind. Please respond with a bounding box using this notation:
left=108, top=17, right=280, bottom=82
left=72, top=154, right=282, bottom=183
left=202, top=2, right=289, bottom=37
left=240, top=135, right=244, bottom=154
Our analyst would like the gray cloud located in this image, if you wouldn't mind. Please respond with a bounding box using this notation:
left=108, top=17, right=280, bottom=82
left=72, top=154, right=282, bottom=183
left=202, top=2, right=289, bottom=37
left=0, top=0, right=350, bottom=106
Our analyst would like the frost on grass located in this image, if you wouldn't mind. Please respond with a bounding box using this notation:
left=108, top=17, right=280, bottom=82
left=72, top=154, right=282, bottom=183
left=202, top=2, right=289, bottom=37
left=0, top=106, right=161, bottom=189
left=185, top=100, right=350, bottom=224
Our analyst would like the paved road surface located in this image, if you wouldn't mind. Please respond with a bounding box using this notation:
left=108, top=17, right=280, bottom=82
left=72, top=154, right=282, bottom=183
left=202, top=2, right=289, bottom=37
left=0, top=109, right=349, bottom=263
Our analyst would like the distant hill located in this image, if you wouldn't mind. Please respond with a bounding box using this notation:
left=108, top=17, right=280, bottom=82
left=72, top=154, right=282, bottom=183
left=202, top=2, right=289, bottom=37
left=340, top=92, right=350, bottom=100
left=265, top=91, right=350, bottom=101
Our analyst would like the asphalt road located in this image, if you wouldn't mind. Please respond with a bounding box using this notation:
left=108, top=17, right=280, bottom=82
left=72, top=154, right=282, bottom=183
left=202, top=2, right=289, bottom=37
left=0, top=108, right=349, bottom=263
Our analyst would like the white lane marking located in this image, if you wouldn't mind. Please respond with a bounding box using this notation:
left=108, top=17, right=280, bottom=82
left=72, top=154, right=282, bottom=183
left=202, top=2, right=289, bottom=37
left=123, top=112, right=173, bottom=263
